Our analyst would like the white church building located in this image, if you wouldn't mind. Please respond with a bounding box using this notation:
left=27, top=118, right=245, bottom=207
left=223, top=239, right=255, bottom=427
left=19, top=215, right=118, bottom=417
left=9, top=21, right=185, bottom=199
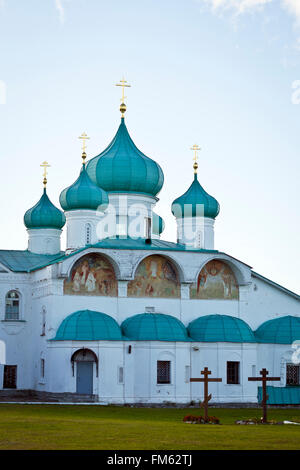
left=0, top=92, right=300, bottom=405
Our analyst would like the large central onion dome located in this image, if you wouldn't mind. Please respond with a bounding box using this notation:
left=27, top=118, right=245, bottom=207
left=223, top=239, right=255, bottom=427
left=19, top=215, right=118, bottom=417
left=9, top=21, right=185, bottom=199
left=86, top=118, right=164, bottom=197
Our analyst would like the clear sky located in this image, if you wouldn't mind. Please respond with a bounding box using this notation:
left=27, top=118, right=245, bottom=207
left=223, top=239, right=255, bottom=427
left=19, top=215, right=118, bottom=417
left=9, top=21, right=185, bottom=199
left=0, top=0, right=299, bottom=294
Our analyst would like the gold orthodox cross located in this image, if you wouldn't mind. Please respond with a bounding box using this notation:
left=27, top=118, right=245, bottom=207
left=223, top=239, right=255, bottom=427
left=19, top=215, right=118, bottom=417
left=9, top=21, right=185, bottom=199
left=190, top=367, right=222, bottom=421
left=78, top=132, right=90, bottom=163
left=191, top=144, right=201, bottom=174
left=116, top=77, right=131, bottom=103
left=40, top=161, right=51, bottom=187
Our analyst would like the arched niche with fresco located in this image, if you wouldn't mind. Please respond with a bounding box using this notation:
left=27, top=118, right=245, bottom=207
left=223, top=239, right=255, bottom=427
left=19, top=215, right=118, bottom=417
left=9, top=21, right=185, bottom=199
left=64, top=253, right=118, bottom=297
left=190, top=260, right=239, bottom=300
left=128, top=255, right=180, bottom=298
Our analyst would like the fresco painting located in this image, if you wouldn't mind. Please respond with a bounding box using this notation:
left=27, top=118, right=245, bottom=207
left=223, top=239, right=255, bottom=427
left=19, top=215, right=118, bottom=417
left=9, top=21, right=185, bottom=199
left=128, top=255, right=180, bottom=298
left=64, top=254, right=117, bottom=296
left=190, top=260, right=239, bottom=300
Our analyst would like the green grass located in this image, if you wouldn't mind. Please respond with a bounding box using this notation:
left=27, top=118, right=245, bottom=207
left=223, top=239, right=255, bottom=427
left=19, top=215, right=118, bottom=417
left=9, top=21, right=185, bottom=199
left=0, top=404, right=300, bottom=450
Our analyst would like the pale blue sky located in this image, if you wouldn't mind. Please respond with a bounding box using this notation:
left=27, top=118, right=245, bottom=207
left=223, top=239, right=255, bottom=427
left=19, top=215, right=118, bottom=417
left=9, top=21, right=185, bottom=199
left=0, top=0, right=299, bottom=294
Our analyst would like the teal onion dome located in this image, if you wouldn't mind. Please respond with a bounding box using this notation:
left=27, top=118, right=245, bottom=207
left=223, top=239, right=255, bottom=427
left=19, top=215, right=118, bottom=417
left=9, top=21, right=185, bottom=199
left=188, top=314, right=256, bottom=343
left=59, top=164, right=109, bottom=212
left=52, top=310, right=122, bottom=341
left=86, top=118, right=164, bottom=197
left=121, top=313, right=190, bottom=341
left=171, top=174, right=220, bottom=219
left=24, top=188, right=66, bottom=230
left=152, top=212, right=165, bottom=235
left=255, top=316, right=300, bottom=344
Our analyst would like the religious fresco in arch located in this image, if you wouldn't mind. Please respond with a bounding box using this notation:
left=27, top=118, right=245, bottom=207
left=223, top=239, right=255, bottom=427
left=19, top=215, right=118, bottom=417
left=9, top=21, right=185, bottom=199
left=64, top=254, right=117, bottom=296
left=190, top=260, right=239, bottom=300
left=127, top=255, right=180, bottom=298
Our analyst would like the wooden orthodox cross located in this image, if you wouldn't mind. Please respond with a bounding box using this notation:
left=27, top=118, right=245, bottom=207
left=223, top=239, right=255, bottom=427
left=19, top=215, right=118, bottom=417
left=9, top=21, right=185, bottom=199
left=190, top=367, right=222, bottom=421
left=248, top=368, right=280, bottom=423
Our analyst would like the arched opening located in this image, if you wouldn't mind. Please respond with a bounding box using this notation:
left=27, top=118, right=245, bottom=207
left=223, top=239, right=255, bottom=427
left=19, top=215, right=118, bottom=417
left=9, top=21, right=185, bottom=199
left=71, top=348, right=98, bottom=395
left=190, top=260, right=239, bottom=300
left=64, top=253, right=118, bottom=296
left=128, top=255, right=180, bottom=298
left=5, top=291, right=20, bottom=320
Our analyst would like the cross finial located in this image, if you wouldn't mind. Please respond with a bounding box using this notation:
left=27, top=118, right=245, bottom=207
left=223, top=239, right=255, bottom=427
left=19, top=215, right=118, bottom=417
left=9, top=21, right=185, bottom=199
left=78, top=132, right=90, bottom=164
left=40, top=161, right=51, bottom=188
left=116, top=77, right=131, bottom=117
left=191, top=144, right=201, bottom=174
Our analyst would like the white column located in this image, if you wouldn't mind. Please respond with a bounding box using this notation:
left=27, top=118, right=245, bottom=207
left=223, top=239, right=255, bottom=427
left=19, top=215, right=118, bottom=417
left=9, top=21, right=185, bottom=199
left=27, top=229, right=62, bottom=254
left=176, top=216, right=215, bottom=250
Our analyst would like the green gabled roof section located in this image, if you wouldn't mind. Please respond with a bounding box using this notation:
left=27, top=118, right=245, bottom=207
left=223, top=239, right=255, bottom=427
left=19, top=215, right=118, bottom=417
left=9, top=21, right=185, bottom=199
left=0, top=250, right=65, bottom=273
left=258, top=386, right=300, bottom=405
left=52, top=310, right=122, bottom=341
left=121, top=313, right=190, bottom=342
left=255, top=315, right=300, bottom=344
left=188, top=314, right=256, bottom=343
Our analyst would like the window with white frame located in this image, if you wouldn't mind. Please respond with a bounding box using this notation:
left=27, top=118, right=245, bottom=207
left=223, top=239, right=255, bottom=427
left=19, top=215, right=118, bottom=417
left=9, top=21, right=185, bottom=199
left=40, top=359, right=45, bottom=378
left=5, top=291, right=20, bottom=320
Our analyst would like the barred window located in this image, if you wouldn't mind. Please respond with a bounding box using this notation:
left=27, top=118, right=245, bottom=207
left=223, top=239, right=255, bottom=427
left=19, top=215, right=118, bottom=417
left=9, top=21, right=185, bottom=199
left=3, top=365, right=17, bottom=389
left=157, top=361, right=171, bottom=384
left=85, top=224, right=91, bottom=245
left=5, top=291, right=20, bottom=320
left=286, top=364, right=299, bottom=386
left=227, top=361, right=240, bottom=384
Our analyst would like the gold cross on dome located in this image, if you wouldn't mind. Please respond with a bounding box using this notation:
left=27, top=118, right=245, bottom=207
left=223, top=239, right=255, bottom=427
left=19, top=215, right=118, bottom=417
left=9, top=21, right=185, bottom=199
left=116, top=77, right=131, bottom=103
left=40, top=161, right=51, bottom=187
left=78, top=132, right=90, bottom=153
left=191, top=144, right=201, bottom=163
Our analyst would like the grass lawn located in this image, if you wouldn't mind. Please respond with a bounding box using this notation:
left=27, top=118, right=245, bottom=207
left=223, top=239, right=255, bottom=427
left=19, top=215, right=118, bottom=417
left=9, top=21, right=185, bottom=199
left=0, top=404, right=300, bottom=450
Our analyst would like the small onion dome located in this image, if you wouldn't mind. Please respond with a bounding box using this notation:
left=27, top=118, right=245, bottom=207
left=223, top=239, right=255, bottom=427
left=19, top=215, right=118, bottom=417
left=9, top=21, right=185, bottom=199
left=59, top=164, right=109, bottom=212
left=121, top=313, right=189, bottom=341
left=171, top=174, right=220, bottom=219
left=52, top=310, right=122, bottom=341
left=152, top=212, right=165, bottom=235
left=24, top=188, right=66, bottom=230
left=86, top=118, right=164, bottom=197
left=255, top=316, right=300, bottom=344
left=188, top=314, right=255, bottom=343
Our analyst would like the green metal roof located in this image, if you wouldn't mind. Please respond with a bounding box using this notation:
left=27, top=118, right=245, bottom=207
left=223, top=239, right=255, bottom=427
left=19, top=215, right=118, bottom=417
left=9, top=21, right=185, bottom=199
left=0, top=250, right=65, bottom=273
left=86, top=117, right=164, bottom=197
left=59, top=163, right=109, bottom=212
left=255, top=316, right=300, bottom=344
left=121, top=313, right=190, bottom=341
left=24, top=188, right=66, bottom=230
left=0, top=239, right=217, bottom=273
left=52, top=310, right=122, bottom=341
left=258, top=386, right=300, bottom=405
left=188, top=314, right=256, bottom=343
left=171, top=174, right=220, bottom=219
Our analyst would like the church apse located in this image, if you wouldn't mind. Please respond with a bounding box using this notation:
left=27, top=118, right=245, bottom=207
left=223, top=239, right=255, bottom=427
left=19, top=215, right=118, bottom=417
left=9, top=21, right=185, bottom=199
left=127, top=255, right=180, bottom=298
left=190, top=260, right=239, bottom=300
left=64, top=253, right=118, bottom=296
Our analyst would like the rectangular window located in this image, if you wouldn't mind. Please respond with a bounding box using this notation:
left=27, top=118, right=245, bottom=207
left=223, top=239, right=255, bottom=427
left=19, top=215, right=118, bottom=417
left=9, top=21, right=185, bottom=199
left=157, top=361, right=171, bottom=384
left=286, top=364, right=299, bottom=386
left=227, top=361, right=240, bottom=384
left=185, top=366, right=190, bottom=383
left=40, top=359, right=45, bottom=378
left=3, top=365, right=17, bottom=389
left=118, top=366, right=124, bottom=384
left=144, top=217, right=152, bottom=239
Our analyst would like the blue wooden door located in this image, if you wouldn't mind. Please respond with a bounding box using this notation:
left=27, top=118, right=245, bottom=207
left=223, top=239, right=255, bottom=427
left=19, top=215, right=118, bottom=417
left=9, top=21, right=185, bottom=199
left=76, top=361, right=93, bottom=394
